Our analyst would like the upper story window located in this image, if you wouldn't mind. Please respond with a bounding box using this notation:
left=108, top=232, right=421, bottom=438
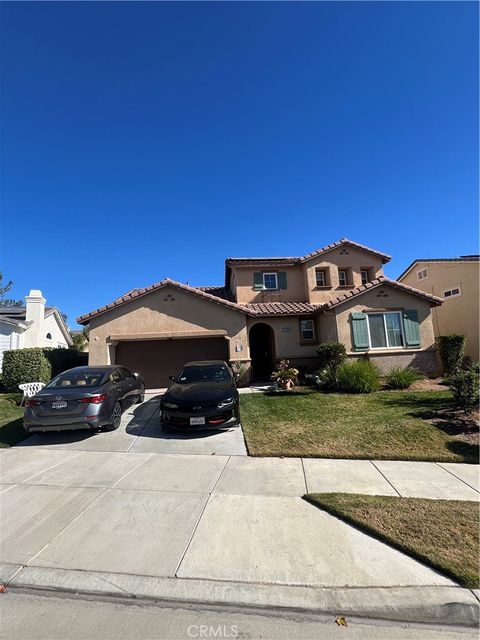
left=315, top=269, right=330, bottom=287
left=443, top=286, right=461, bottom=299
left=417, top=267, right=428, bottom=281
left=300, top=319, right=316, bottom=342
left=338, top=270, right=347, bottom=286
left=263, top=273, right=278, bottom=290
left=361, top=269, right=369, bottom=285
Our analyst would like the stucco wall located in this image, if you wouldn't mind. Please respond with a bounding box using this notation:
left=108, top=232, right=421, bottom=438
left=400, top=261, right=479, bottom=361
left=87, top=286, right=249, bottom=365
left=305, top=246, right=384, bottom=304
left=334, top=285, right=435, bottom=351
left=246, top=316, right=319, bottom=361
left=234, top=266, right=307, bottom=304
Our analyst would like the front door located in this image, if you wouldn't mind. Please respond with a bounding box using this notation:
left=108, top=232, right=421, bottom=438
left=249, top=323, right=275, bottom=381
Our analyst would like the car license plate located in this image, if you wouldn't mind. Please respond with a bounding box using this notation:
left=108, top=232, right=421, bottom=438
left=52, top=401, right=67, bottom=410
left=190, top=417, right=205, bottom=425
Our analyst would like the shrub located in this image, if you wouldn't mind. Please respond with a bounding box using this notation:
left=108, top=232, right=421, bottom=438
left=385, top=366, right=423, bottom=390
left=230, top=361, right=249, bottom=387
left=337, top=360, right=380, bottom=393
left=316, top=342, right=347, bottom=389
left=448, top=365, right=480, bottom=413
left=438, top=335, right=466, bottom=375
left=43, top=348, right=88, bottom=378
left=271, top=360, right=299, bottom=387
left=2, top=348, right=52, bottom=392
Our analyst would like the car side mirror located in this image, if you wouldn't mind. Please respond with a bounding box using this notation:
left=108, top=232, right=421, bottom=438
left=169, top=375, right=175, bottom=381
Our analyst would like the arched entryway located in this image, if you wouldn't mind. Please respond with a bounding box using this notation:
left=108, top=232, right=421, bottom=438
left=249, top=323, right=275, bottom=381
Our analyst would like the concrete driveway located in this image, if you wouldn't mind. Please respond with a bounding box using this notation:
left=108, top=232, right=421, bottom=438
left=16, top=392, right=248, bottom=456
left=1, top=394, right=478, bottom=622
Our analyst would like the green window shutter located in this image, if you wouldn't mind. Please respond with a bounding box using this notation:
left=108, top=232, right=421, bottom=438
left=253, top=272, right=263, bottom=291
left=277, top=272, right=287, bottom=290
left=351, top=312, right=369, bottom=351
left=403, top=310, right=421, bottom=347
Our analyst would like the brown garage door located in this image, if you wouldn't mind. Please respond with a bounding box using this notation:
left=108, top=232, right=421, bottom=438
left=115, top=338, right=229, bottom=388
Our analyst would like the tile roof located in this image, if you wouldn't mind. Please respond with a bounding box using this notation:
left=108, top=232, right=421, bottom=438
left=225, top=238, right=391, bottom=266
left=242, top=302, right=321, bottom=316
left=322, top=276, right=443, bottom=309
left=195, top=286, right=235, bottom=302
left=77, top=279, right=252, bottom=324
left=397, top=256, right=480, bottom=280
left=300, top=238, right=391, bottom=264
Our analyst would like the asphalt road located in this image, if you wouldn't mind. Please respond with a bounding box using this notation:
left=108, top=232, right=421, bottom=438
left=1, top=590, right=477, bottom=640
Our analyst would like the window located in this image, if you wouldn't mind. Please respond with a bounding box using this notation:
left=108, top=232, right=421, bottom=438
left=315, top=270, right=325, bottom=287
left=417, top=268, right=428, bottom=281
left=46, top=332, right=52, bottom=340
left=443, top=286, right=461, bottom=299
left=109, top=369, right=124, bottom=384
left=338, top=270, right=347, bottom=286
left=367, top=312, right=404, bottom=349
left=361, top=270, right=369, bottom=285
left=300, top=319, right=316, bottom=341
left=263, top=273, right=278, bottom=290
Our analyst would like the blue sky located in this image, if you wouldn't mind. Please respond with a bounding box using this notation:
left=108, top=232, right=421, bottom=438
left=1, top=1, right=478, bottom=328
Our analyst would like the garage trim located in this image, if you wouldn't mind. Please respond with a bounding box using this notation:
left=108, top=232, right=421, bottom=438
left=109, top=330, right=228, bottom=342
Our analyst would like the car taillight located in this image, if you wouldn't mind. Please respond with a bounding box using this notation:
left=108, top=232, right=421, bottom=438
left=77, top=394, right=107, bottom=404
left=25, top=398, right=43, bottom=407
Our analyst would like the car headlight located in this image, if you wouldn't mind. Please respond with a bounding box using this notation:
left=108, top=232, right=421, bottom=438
left=163, top=402, right=178, bottom=409
left=217, top=397, right=234, bottom=409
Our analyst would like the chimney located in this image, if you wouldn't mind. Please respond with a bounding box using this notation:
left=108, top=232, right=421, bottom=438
left=25, top=289, right=46, bottom=329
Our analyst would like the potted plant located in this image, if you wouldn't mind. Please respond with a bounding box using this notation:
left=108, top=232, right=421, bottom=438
left=271, top=360, right=299, bottom=391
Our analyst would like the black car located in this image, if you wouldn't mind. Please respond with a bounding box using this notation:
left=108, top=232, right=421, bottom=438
left=23, top=366, right=145, bottom=433
left=160, top=361, right=240, bottom=430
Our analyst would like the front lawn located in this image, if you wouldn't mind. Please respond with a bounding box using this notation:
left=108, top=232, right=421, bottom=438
left=240, top=389, right=478, bottom=462
left=0, top=393, right=27, bottom=447
left=305, top=493, right=479, bottom=588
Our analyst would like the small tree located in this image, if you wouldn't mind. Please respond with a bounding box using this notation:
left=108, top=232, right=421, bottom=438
left=448, top=365, right=480, bottom=413
left=438, top=335, right=466, bottom=375
left=316, top=342, right=347, bottom=389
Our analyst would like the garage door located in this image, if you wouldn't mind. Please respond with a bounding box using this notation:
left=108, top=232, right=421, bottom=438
left=115, top=337, right=229, bottom=388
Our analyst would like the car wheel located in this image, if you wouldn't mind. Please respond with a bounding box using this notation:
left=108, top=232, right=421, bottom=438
left=136, top=385, right=145, bottom=404
left=105, top=401, right=122, bottom=431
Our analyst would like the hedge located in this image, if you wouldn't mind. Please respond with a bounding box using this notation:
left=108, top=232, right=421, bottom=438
left=437, top=334, right=466, bottom=375
left=1, top=348, right=88, bottom=393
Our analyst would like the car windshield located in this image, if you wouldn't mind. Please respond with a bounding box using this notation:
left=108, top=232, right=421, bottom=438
left=177, top=364, right=230, bottom=384
left=46, top=370, right=107, bottom=389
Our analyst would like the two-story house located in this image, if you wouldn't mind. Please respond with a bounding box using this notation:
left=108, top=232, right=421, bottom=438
left=398, top=255, right=479, bottom=361
left=77, top=238, right=443, bottom=387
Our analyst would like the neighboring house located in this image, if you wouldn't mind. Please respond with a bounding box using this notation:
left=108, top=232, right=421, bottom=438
left=77, top=239, right=443, bottom=388
left=0, top=290, right=72, bottom=370
left=398, top=256, right=479, bottom=362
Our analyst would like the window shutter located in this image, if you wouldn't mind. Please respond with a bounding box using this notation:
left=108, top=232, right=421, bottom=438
left=253, top=272, right=263, bottom=291
left=403, top=310, right=421, bottom=347
left=278, top=272, right=287, bottom=290
left=351, top=312, right=369, bottom=351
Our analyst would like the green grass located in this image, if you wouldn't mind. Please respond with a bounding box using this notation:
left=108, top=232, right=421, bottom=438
left=0, top=393, right=28, bottom=447
left=240, top=388, right=478, bottom=462
left=305, top=493, right=479, bottom=588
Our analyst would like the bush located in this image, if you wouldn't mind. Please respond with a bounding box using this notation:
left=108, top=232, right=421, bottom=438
left=316, top=342, right=347, bottom=389
left=43, top=348, right=88, bottom=378
left=438, top=335, right=466, bottom=375
left=448, top=365, right=480, bottom=413
left=337, top=360, right=380, bottom=393
left=2, top=348, right=52, bottom=392
left=385, top=366, right=423, bottom=390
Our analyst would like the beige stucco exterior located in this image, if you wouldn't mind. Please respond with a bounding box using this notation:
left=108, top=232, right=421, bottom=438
left=88, top=285, right=250, bottom=366
left=333, top=284, right=438, bottom=373
left=400, top=260, right=479, bottom=361
left=230, top=245, right=384, bottom=305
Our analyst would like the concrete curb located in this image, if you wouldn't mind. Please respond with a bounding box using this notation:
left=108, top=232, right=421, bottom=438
left=3, top=564, right=479, bottom=628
